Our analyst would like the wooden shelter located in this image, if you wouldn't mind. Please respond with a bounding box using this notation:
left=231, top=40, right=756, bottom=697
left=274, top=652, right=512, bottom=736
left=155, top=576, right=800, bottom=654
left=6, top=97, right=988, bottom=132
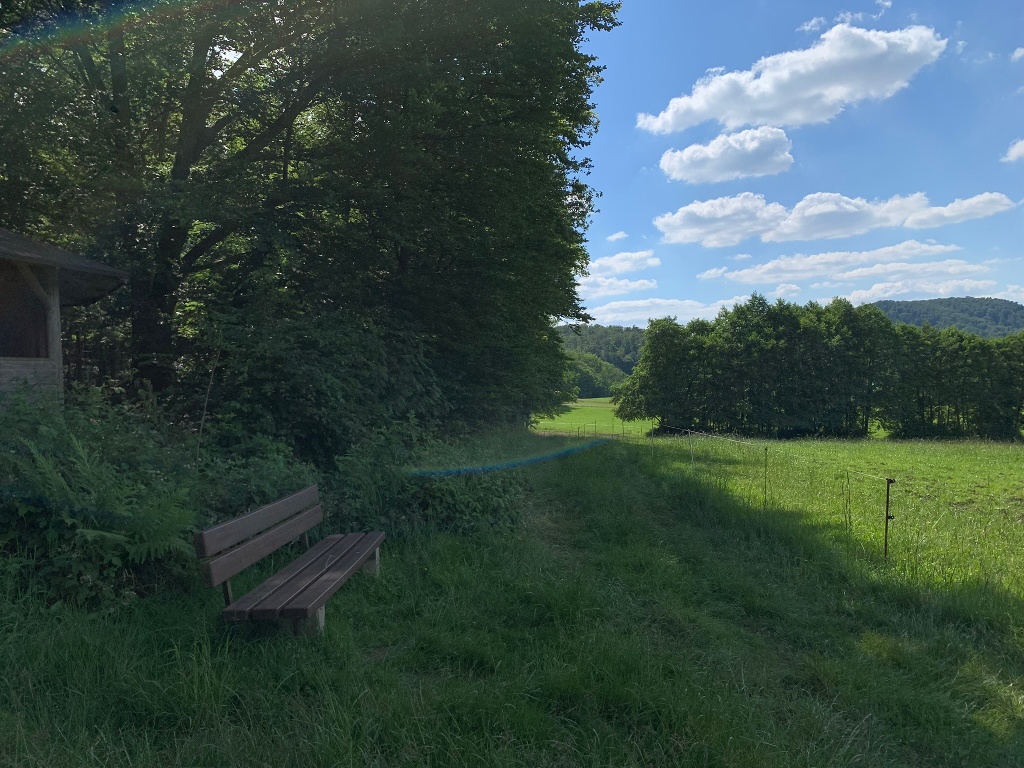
left=0, top=229, right=127, bottom=392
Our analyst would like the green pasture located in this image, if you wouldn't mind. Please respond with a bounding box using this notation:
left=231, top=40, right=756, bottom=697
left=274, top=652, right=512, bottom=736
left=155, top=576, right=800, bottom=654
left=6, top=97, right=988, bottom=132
left=533, top=397, right=655, bottom=437
left=4, top=432, right=1024, bottom=766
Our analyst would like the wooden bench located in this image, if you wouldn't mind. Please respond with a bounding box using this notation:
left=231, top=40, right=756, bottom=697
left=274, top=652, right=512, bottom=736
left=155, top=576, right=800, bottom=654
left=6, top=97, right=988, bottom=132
left=193, top=485, right=384, bottom=634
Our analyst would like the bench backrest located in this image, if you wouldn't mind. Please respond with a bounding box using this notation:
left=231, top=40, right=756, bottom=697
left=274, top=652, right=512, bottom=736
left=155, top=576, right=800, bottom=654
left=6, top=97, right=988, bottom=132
left=194, top=485, right=322, bottom=588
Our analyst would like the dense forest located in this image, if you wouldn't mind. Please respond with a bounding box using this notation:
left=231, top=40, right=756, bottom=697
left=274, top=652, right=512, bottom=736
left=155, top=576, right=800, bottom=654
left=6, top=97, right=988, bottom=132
left=872, top=297, right=1024, bottom=338
left=558, top=323, right=645, bottom=374
left=614, top=295, right=1024, bottom=440
left=0, top=0, right=619, bottom=460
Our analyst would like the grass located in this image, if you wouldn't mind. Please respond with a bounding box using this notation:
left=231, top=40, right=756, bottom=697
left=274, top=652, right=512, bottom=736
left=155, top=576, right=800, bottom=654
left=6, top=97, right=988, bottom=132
left=534, top=397, right=656, bottom=437
left=3, top=433, right=1024, bottom=766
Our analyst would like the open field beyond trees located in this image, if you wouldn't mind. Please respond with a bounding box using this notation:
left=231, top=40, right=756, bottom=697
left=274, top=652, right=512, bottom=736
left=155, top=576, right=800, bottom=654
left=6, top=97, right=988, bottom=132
left=4, top=430, right=1024, bottom=767
left=534, top=397, right=656, bottom=437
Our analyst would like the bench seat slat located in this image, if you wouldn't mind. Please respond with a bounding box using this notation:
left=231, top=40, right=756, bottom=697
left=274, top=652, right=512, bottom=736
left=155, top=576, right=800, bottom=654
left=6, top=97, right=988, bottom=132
left=221, top=533, right=358, bottom=622
left=280, top=531, right=386, bottom=620
left=202, top=504, right=323, bottom=587
left=195, top=485, right=319, bottom=558
left=247, top=534, right=365, bottom=621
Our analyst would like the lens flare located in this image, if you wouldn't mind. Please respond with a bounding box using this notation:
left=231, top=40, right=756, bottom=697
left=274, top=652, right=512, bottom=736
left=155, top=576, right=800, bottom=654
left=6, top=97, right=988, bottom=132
left=408, top=438, right=610, bottom=478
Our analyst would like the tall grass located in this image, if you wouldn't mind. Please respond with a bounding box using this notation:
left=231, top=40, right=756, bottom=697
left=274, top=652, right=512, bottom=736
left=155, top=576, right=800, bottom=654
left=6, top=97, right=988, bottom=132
left=2, top=434, right=1023, bottom=766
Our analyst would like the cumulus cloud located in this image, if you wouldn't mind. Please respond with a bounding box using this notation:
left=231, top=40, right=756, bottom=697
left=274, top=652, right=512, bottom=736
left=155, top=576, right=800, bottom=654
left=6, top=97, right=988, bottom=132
left=589, top=250, right=660, bottom=275
left=903, top=192, right=1016, bottom=227
left=606, top=231, right=628, bottom=242
left=848, top=279, right=997, bottom=303
left=587, top=296, right=748, bottom=326
left=773, top=283, right=802, bottom=298
left=996, top=285, right=1024, bottom=302
left=1002, top=139, right=1024, bottom=163
left=766, top=192, right=926, bottom=241
left=798, top=17, right=827, bottom=32
left=1012, top=48, right=1024, bottom=62
left=637, top=24, right=946, bottom=134
left=655, top=191, right=1016, bottom=246
left=578, top=276, right=658, bottom=299
left=654, top=192, right=787, bottom=247
left=660, top=127, right=794, bottom=183
left=834, top=259, right=989, bottom=280
left=698, top=240, right=962, bottom=284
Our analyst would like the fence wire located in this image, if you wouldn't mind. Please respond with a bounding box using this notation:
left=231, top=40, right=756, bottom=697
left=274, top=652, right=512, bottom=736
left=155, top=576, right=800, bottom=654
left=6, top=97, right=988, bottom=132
left=649, top=426, right=1024, bottom=599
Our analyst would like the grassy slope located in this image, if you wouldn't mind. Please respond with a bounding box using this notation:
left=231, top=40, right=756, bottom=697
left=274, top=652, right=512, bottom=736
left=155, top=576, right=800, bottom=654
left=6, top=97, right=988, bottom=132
left=3, top=436, right=1024, bottom=767
left=535, top=397, right=656, bottom=437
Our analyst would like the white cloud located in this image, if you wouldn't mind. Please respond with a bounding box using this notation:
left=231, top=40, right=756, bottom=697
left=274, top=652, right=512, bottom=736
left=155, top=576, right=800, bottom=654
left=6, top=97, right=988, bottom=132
left=589, top=250, right=660, bottom=275
left=1012, top=48, right=1024, bottom=62
left=660, top=127, right=794, bottom=183
left=875, top=0, right=893, bottom=16
left=903, top=192, right=1016, bottom=227
left=848, top=279, right=997, bottom=303
left=1001, top=139, right=1024, bottom=163
left=766, top=192, right=927, bottom=241
left=656, top=191, right=1016, bottom=247
left=798, top=17, right=827, bottom=32
left=606, top=231, right=628, bottom=242
left=701, top=240, right=961, bottom=284
left=835, top=259, right=989, bottom=280
left=698, top=266, right=729, bottom=279
left=996, top=285, right=1024, bottom=302
left=955, top=40, right=967, bottom=55
left=773, top=283, right=802, bottom=298
left=637, top=24, right=946, bottom=133
left=731, top=253, right=753, bottom=261
left=587, top=296, right=748, bottom=326
left=578, top=276, right=657, bottom=299
left=654, top=192, right=787, bottom=247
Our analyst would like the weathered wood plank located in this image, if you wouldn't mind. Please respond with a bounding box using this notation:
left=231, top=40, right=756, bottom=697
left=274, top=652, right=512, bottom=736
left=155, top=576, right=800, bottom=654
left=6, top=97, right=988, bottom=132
left=248, top=534, right=364, bottom=621
left=221, top=534, right=359, bottom=621
left=194, top=485, right=319, bottom=558
left=279, top=531, right=386, bottom=619
left=200, top=504, right=323, bottom=587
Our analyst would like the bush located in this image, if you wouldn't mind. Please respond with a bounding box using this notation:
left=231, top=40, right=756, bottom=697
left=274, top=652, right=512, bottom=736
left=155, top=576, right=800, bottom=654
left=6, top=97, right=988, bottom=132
left=0, top=390, right=197, bottom=609
left=329, top=426, right=525, bottom=536
left=0, top=388, right=319, bottom=611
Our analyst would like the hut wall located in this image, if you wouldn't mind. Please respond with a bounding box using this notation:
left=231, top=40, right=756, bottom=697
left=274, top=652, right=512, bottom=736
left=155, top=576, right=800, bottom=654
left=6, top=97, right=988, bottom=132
left=0, top=262, right=62, bottom=393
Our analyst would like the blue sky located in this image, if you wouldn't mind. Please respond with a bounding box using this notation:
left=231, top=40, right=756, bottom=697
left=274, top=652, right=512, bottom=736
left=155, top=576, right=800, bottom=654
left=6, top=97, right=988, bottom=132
left=577, top=0, right=1024, bottom=326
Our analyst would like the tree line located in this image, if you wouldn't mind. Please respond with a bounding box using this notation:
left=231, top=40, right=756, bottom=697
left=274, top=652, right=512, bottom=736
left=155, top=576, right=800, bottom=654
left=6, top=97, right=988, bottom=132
left=1, top=0, right=619, bottom=464
left=614, top=295, right=1024, bottom=440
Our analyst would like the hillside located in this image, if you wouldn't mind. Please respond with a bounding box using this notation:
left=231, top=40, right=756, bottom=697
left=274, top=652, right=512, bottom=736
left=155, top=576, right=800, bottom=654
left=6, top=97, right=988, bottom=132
left=558, top=324, right=645, bottom=374
left=872, top=297, right=1024, bottom=337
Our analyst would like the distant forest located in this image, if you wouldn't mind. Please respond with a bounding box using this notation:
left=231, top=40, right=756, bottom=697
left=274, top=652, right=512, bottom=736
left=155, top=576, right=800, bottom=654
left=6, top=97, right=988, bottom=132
left=872, top=297, right=1024, bottom=338
left=558, top=324, right=645, bottom=375
left=612, top=296, right=1024, bottom=440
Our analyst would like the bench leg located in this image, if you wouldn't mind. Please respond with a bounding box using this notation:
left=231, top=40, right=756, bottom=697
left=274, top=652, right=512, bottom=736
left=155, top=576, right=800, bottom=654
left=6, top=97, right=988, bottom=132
left=292, top=606, right=325, bottom=637
left=361, top=546, right=381, bottom=576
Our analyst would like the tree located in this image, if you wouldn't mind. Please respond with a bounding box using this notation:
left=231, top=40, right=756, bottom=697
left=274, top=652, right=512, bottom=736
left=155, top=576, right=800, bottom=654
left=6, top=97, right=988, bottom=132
left=1, top=0, right=619, bottom=444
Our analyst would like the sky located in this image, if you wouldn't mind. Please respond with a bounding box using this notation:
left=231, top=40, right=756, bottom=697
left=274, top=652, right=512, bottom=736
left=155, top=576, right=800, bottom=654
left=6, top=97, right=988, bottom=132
left=576, top=0, right=1024, bottom=327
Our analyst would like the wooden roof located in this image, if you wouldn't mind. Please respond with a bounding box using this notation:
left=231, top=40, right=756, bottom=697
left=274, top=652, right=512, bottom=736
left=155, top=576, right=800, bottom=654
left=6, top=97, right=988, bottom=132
left=0, top=228, right=127, bottom=306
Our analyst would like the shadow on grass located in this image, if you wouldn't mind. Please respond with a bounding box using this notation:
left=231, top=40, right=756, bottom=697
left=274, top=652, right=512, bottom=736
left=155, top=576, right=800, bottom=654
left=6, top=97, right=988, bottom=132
left=567, top=439, right=1024, bottom=766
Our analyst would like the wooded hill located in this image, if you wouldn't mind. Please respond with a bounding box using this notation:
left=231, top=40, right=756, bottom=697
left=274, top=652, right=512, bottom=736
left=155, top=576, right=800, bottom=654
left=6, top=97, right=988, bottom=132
left=872, top=297, right=1024, bottom=338
left=558, top=324, right=645, bottom=374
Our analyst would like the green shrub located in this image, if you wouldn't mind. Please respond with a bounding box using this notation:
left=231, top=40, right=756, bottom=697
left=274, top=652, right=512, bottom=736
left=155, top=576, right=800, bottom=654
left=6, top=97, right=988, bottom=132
left=0, top=391, right=197, bottom=610
left=330, top=426, right=526, bottom=536
left=0, top=389, right=318, bottom=610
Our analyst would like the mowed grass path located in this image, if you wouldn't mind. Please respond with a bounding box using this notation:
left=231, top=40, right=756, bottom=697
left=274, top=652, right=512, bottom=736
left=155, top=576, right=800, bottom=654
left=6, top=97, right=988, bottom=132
left=534, top=397, right=655, bottom=437
left=3, top=436, right=1024, bottom=766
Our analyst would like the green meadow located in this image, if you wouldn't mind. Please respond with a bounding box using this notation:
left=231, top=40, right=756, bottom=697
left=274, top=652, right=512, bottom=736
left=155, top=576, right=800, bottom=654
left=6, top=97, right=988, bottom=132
left=3, top=432, right=1024, bottom=766
left=534, top=397, right=656, bottom=437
